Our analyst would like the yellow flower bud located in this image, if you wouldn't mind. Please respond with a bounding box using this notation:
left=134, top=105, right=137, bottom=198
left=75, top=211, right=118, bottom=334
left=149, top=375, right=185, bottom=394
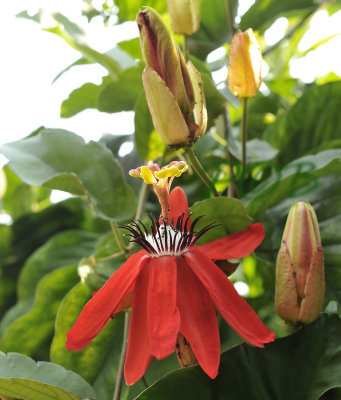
left=228, top=29, right=262, bottom=98
left=275, top=202, right=325, bottom=325
left=137, top=7, right=207, bottom=147
left=167, top=0, right=200, bottom=35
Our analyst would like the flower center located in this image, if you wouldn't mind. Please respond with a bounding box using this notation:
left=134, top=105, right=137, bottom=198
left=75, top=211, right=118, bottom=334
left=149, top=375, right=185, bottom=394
left=120, top=214, right=218, bottom=257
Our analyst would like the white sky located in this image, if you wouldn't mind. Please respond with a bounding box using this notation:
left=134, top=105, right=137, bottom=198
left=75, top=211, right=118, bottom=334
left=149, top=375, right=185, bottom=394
left=1, top=1, right=340, bottom=153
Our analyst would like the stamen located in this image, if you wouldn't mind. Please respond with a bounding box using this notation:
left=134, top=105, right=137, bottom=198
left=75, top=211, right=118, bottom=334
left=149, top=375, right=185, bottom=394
left=119, top=214, right=218, bottom=257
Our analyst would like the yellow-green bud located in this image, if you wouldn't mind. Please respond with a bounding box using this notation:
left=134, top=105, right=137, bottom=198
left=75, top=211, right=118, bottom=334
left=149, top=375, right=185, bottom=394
left=228, top=29, right=262, bottom=98
left=167, top=0, right=200, bottom=36
left=137, top=7, right=207, bottom=147
left=275, top=202, right=325, bottom=325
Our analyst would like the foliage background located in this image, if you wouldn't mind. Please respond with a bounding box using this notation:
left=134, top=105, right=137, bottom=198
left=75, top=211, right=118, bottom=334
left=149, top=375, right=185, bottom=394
left=0, top=0, right=341, bottom=399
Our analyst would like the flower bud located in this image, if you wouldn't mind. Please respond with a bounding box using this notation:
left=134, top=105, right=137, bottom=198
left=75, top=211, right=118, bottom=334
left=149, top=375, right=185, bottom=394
left=137, top=7, right=207, bottom=147
left=228, top=29, right=262, bottom=98
left=167, top=0, right=200, bottom=35
left=275, top=202, right=325, bottom=325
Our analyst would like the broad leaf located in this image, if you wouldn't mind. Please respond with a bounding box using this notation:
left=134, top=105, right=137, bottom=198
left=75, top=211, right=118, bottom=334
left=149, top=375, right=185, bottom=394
left=0, top=267, right=79, bottom=357
left=264, top=82, right=341, bottom=166
left=240, top=0, right=317, bottom=32
left=0, top=352, right=95, bottom=400
left=115, top=0, right=167, bottom=22
left=0, top=129, right=137, bottom=221
left=190, top=197, right=252, bottom=244
left=0, top=230, right=99, bottom=338
left=50, top=283, right=124, bottom=400
left=244, top=150, right=341, bottom=219
left=136, top=313, right=341, bottom=400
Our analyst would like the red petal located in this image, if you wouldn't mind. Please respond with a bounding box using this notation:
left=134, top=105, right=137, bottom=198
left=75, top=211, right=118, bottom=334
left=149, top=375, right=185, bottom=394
left=168, top=187, right=191, bottom=227
left=125, top=260, right=153, bottom=385
left=185, top=249, right=275, bottom=347
left=66, top=250, right=149, bottom=350
left=112, top=286, right=134, bottom=317
left=147, top=255, right=180, bottom=359
left=198, top=223, right=265, bottom=260
left=177, top=256, right=220, bottom=379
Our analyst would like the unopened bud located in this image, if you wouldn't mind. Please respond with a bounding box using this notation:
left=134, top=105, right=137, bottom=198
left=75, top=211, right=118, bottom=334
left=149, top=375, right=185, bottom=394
left=228, top=29, right=262, bottom=98
left=137, top=7, right=207, bottom=147
left=167, top=0, right=200, bottom=35
left=275, top=202, right=325, bottom=325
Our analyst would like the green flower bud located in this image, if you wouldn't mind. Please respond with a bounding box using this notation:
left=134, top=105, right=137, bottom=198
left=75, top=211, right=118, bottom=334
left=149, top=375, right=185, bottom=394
left=137, top=7, right=207, bottom=147
left=167, top=0, right=200, bottom=36
left=275, top=202, right=325, bottom=325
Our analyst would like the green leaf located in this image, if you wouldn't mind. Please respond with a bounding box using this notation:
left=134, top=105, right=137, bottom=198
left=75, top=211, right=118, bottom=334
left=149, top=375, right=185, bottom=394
left=134, top=94, right=167, bottom=160
left=190, top=197, right=252, bottom=244
left=60, top=77, right=112, bottom=118
left=50, top=283, right=124, bottom=400
left=136, top=313, right=341, bottom=400
left=97, top=65, right=144, bottom=113
left=0, top=230, right=99, bottom=338
left=115, top=0, right=167, bottom=22
left=53, top=47, right=135, bottom=83
left=244, top=150, right=341, bottom=219
left=264, top=82, right=341, bottom=166
left=0, top=266, right=79, bottom=357
left=189, top=0, right=238, bottom=59
left=0, top=129, right=137, bottom=221
left=0, top=352, right=96, bottom=400
left=240, top=0, right=317, bottom=32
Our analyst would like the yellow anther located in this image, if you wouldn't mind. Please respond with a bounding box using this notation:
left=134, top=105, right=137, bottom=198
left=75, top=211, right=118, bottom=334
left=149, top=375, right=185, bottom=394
left=155, top=162, right=188, bottom=179
left=140, top=166, right=155, bottom=184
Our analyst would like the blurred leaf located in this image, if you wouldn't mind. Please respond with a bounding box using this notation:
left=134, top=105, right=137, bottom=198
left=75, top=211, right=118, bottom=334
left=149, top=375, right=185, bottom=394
left=201, top=74, right=226, bottom=129
left=136, top=313, right=341, bottom=400
left=60, top=76, right=112, bottom=118
left=0, top=129, right=137, bottom=221
left=264, top=82, right=341, bottom=166
left=190, top=197, right=252, bottom=244
left=0, top=230, right=99, bottom=338
left=118, top=38, right=142, bottom=60
left=115, top=0, right=167, bottom=22
left=0, top=266, right=79, bottom=358
left=97, top=65, right=144, bottom=112
left=18, top=11, right=121, bottom=78
left=244, top=150, right=341, bottom=219
left=134, top=94, right=167, bottom=160
left=240, top=0, right=317, bottom=32
left=50, top=283, right=124, bottom=400
left=53, top=46, right=135, bottom=83
left=0, top=352, right=95, bottom=400
left=189, top=0, right=238, bottom=59
left=1, top=166, right=51, bottom=219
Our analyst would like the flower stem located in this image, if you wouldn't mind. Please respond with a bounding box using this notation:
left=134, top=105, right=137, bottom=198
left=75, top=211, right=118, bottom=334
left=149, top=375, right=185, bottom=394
left=113, top=312, right=130, bottom=400
left=185, top=147, right=219, bottom=197
left=182, top=34, right=189, bottom=61
left=241, top=97, right=248, bottom=173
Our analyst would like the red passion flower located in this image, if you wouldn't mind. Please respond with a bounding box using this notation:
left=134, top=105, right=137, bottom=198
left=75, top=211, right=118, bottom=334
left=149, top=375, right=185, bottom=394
left=66, top=187, right=275, bottom=385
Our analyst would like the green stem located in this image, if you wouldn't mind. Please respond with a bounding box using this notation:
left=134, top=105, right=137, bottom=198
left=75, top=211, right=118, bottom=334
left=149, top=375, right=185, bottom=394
left=110, top=221, right=130, bottom=255
left=182, top=34, right=189, bottom=61
left=226, top=0, right=235, bottom=37
left=113, top=312, right=130, bottom=400
left=112, top=182, right=150, bottom=400
left=241, top=97, right=248, bottom=173
left=185, top=147, right=219, bottom=197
